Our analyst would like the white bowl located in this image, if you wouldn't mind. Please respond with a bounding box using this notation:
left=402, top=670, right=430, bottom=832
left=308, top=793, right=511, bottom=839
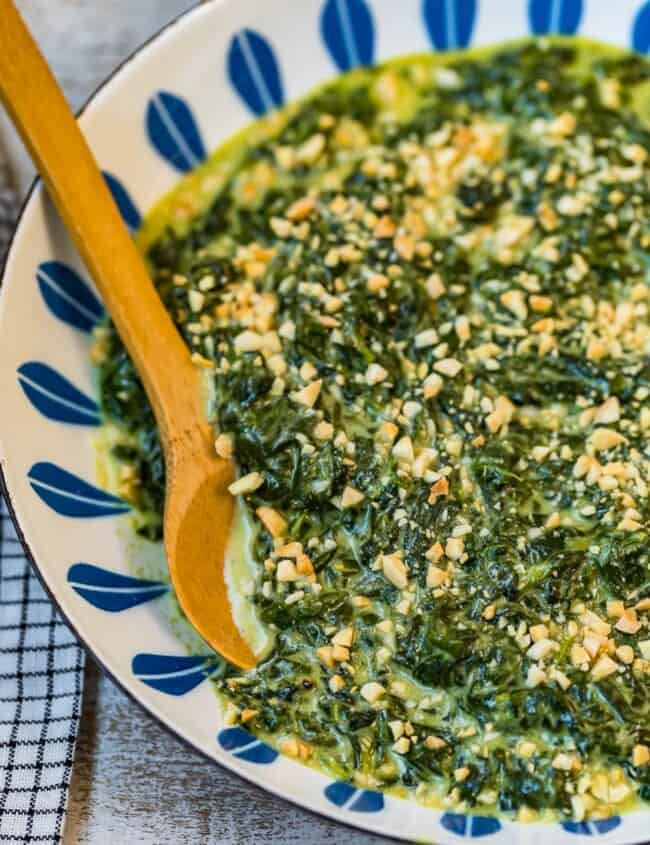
left=1, top=1, right=649, bottom=842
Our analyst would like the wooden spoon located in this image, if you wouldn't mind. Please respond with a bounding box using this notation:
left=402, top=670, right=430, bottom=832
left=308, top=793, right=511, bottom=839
left=0, top=1, right=256, bottom=669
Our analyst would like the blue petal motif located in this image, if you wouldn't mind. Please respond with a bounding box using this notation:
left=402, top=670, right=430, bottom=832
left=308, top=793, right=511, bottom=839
left=36, top=261, right=104, bottom=333
left=132, top=654, right=218, bottom=696
left=561, top=817, right=622, bottom=836
left=28, top=462, right=130, bottom=518
left=441, top=813, right=502, bottom=837
left=633, top=1, right=650, bottom=53
left=67, top=563, right=167, bottom=612
left=423, top=0, right=477, bottom=50
left=324, top=781, right=385, bottom=813
left=103, top=171, right=142, bottom=232
left=227, top=29, right=285, bottom=117
left=17, top=362, right=100, bottom=426
left=321, top=0, right=375, bottom=71
left=217, top=727, right=279, bottom=764
left=528, top=0, right=583, bottom=35
left=146, top=91, right=207, bottom=173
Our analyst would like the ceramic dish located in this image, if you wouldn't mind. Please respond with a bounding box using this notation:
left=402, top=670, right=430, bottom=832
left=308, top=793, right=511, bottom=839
left=1, top=1, right=649, bottom=842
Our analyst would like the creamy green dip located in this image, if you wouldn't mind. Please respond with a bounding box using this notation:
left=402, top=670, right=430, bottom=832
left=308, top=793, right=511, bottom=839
left=95, top=38, right=650, bottom=824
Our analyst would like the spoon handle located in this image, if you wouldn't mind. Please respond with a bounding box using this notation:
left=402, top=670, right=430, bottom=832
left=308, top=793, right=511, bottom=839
left=0, top=0, right=201, bottom=440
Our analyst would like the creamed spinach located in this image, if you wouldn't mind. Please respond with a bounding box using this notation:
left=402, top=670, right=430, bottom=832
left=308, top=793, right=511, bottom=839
left=96, top=41, right=650, bottom=823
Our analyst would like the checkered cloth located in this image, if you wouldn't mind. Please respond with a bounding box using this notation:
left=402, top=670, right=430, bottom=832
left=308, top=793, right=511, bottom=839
left=0, top=158, right=85, bottom=844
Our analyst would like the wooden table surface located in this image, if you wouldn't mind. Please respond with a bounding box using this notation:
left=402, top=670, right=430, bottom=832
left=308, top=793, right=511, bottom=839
left=4, top=3, right=393, bottom=842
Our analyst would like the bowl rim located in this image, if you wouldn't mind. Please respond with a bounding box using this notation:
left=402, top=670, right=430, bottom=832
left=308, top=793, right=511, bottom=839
left=1, top=3, right=649, bottom=842
left=0, top=2, right=403, bottom=840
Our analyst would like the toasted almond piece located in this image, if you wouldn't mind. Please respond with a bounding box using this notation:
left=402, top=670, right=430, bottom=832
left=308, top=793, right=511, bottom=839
left=529, top=624, right=549, bottom=642
left=486, top=395, right=514, bottom=434
left=234, top=330, right=264, bottom=352
left=296, top=554, right=315, bottom=577
left=329, top=675, right=345, bottom=693
left=595, top=397, right=621, bottom=425
left=332, top=627, right=355, bottom=648
left=291, top=379, right=322, bottom=408
left=228, top=472, right=264, bottom=496
left=615, top=608, right=641, bottom=635
left=571, top=644, right=590, bottom=667
left=590, top=428, right=626, bottom=452
left=545, top=511, right=561, bottom=529
left=367, top=273, right=390, bottom=293
left=552, top=753, right=575, bottom=772
left=426, top=273, right=446, bottom=299
left=276, top=559, right=299, bottom=582
left=591, top=654, right=619, bottom=681
left=360, top=682, right=385, bottom=704
left=633, top=744, right=650, bottom=767
left=275, top=541, right=303, bottom=558
left=607, top=600, right=625, bottom=619
left=313, top=421, right=334, bottom=441
left=428, top=477, right=449, bottom=504
left=434, top=358, right=463, bottom=377
left=424, top=735, right=447, bottom=750
left=382, top=553, right=408, bottom=589
left=366, top=363, right=389, bottom=385
left=500, top=289, right=528, bottom=321
left=527, top=638, right=558, bottom=661
left=214, top=433, right=234, bottom=459
left=423, top=373, right=443, bottom=399
left=377, top=422, right=399, bottom=445
left=256, top=506, right=287, bottom=539
left=483, top=604, right=496, bottom=621
left=316, top=645, right=335, bottom=668
left=445, top=537, right=465, bottom=561
left=331, top=644, right=350, bottom=662
left=392, top=436, right=414, bottom=463
left=581, top=610, right=611, bottom=636
left=427, top=564, right=450, bottom=589
left=425, top=542, right=444, bottom=562
left=395, top=233, right=416, bottom=261
left=415, top=328, right=439, bottom=349
left=270, top=217, right=292, bottom=238
left=518, top=741, right=537, bottom=759
left=374, top=215, right=396, bottom=239
left=341, top=486, right=365, bottom=509
left=287, top=197, right=316, bottom=222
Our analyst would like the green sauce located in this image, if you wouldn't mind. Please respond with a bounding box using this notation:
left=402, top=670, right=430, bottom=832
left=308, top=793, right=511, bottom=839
left=95, top=39, right=650, bottom=823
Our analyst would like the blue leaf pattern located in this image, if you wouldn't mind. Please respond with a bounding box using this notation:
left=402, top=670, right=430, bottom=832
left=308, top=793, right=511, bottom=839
left=17, top=362, right=100, bottom=426
left=67, top=563, right=167, bottom=612
left=103, top=171, right=142, bottom=232
left=132, top=654, right=218, bottom=696
left=561, top=817, right=621, bottom=836
left=28, top=462, right=130, bottom=518
left=227, top=29, right=285, bottom=117
left=441, top=813, right=502, bottom=837
left=321, top=0, right=375, bottom=71
left=217, top=728, right=279, bottom=764
left=633, top=1, right=650, bottom=53
left=423, top=0, right=477, bottom=50
left=528, top=0, right=583, bottom=35
left=36, top=261, right=104, bottom=333
left=323, top=781, right=385, bottom=813
left=146, top=91, right=207, bottom=173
